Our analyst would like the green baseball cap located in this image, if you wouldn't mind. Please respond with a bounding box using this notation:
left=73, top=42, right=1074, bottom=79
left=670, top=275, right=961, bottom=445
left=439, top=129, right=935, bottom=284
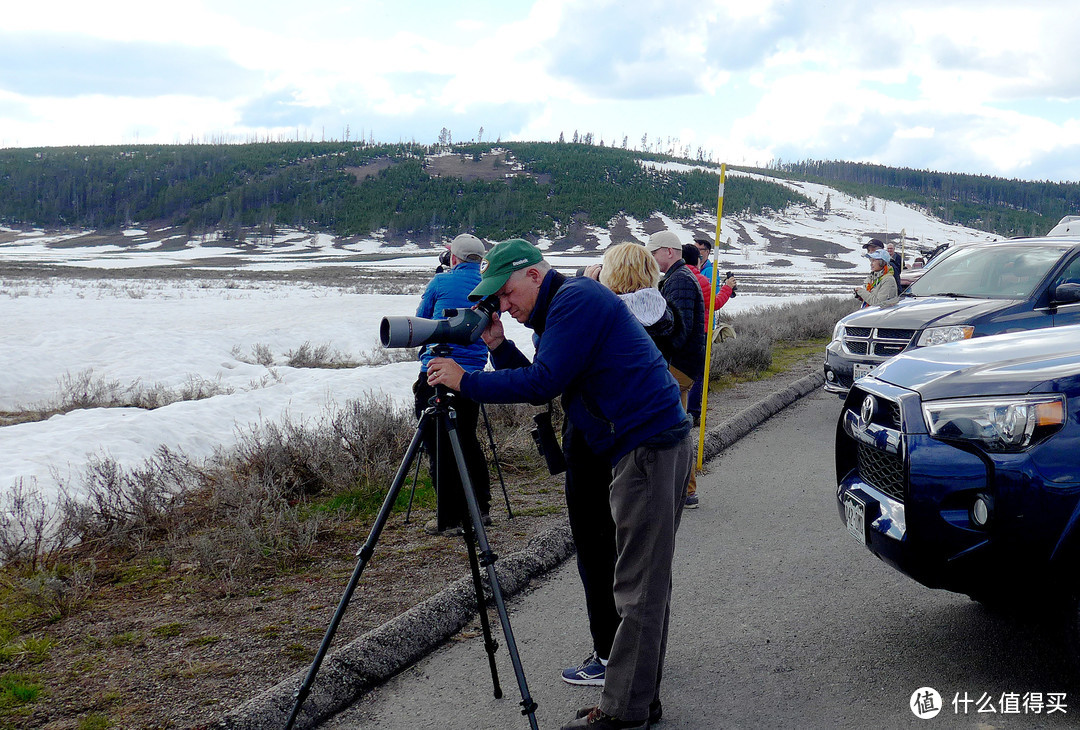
left=468, top=238, right=544, bottom=300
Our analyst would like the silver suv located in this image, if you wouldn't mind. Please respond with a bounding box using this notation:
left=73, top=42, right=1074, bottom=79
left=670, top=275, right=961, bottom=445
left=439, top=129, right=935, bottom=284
left=824, top=237, right=1080, bottom=394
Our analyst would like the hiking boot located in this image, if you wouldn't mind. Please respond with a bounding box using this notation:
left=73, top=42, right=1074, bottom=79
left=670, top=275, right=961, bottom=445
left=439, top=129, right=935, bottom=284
left=576, top=700, right=662, bottom=725
left=684, top=494, right=699, bottom=509
left=560, top=706, right=648, bottom=730
left=424, top=519, right=463, bottom=537
left=561, top=651, right=607, bottom=686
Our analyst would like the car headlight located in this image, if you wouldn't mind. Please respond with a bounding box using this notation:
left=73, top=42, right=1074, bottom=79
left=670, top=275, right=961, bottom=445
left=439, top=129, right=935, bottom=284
left=916, top=325, right=974, bottom=347
left=832, top=321, right=844, bottom=342
left=923, top=395, right=1066, bottom=452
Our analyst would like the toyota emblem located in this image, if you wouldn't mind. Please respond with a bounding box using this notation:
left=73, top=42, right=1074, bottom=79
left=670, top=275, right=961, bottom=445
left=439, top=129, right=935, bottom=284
left=860, top=395, right=876, bottom=428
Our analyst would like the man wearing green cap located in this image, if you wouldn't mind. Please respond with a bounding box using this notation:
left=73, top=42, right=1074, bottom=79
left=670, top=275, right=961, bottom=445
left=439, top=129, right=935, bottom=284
left=427, top=238, right=693, bottom=730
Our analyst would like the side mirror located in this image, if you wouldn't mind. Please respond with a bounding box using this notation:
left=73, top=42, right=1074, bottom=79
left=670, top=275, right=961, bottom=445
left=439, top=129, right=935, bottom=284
left=1052, top=282, right=1080, bottom=304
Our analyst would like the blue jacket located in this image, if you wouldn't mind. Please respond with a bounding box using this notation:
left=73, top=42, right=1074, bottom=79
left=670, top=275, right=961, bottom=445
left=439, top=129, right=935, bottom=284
left=699, top=258, right=714, bottom=284
left=459, top=270, right=686, bottom=464
left=417, top=261, right=489, bottom=373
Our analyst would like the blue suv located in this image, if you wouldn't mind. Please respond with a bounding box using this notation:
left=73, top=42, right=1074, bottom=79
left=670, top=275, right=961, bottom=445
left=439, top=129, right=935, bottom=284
left=835, top=325, right=1080, bottom=628
left=824, top=237, right=1080, bottom=394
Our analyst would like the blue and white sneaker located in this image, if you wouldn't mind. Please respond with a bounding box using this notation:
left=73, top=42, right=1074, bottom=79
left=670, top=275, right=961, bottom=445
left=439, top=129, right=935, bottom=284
left=561, top=651, right=608, bottom=686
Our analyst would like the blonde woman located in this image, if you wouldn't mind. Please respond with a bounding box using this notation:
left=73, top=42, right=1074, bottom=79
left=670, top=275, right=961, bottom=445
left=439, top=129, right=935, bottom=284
left=586, top=242, right=680, bottom=359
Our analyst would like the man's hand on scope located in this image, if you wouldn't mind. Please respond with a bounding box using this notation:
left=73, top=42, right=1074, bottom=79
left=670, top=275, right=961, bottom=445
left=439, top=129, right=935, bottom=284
left=427, top=357, right=465, bottom=391
left=480, top=309, right=506, bottom=350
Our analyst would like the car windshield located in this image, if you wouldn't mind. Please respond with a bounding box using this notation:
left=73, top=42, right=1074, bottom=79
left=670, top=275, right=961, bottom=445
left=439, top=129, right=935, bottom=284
left=907, top=243, right=1070, bottom=299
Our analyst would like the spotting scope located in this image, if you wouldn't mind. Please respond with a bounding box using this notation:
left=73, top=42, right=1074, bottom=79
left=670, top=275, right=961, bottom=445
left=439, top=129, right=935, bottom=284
left=380, top=295, right=499, bottom=348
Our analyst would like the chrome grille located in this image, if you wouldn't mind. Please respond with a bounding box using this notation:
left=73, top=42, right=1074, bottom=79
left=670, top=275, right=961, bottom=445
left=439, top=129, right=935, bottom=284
left=888, top=401, right=902, bottom=429
left=875, top=342, right=907, bottom=357
left=857, top=443, right=905, bottom=503
left=876, top=328, right=916, bottom=340
left=842, top=326, right=916, bottom=359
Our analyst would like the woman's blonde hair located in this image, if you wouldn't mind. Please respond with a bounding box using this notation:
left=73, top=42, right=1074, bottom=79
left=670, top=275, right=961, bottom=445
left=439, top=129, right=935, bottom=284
left=599, top=242, right=660, bottom=294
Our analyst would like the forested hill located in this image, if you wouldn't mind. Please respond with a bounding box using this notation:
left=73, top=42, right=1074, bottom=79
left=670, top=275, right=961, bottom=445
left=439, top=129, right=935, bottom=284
left=754, top=160, right=1080, bottom=239
left=0, top=142, right=807, bottom=242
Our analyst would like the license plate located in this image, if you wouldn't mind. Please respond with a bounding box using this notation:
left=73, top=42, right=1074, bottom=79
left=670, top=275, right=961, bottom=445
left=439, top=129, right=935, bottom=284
left=843, top=493, right=867, bottom=544
left=853, top=362, right=874, bottom=380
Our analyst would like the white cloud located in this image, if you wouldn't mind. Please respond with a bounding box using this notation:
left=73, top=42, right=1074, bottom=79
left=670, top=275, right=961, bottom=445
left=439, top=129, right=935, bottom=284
left=3, top=0, right=1080, bottom=180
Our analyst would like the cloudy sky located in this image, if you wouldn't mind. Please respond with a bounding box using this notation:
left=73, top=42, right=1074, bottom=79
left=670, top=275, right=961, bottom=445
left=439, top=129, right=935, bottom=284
left=3, top=0, right=1080, bottom=181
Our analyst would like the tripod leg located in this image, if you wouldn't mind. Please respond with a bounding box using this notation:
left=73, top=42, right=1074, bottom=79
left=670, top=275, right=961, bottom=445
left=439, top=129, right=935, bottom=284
left=284, top=411, right=430, bottom=730
left=479, top=403, right=514, bottom=519
left=462, top=521, right=503, bottom=699
left=442, top=406, right=539, bottom=730
left=403, top=442, right=424, bottom=524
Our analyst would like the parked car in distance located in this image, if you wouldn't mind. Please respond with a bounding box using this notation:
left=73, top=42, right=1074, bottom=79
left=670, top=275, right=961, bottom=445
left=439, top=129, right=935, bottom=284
left=898, top=266, right=926, bottom=289
left=1048, top=215, right=1080, bottom=236
left=896, top=240, right=970, bottom=288
left=835, top=325, right=1080, bottom=640
left=824, top=236, right=1080, bottom=394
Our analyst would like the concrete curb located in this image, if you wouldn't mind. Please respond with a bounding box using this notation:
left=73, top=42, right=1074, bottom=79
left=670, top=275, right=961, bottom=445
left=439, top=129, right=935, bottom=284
left=214, top=370, right=826, bottom=730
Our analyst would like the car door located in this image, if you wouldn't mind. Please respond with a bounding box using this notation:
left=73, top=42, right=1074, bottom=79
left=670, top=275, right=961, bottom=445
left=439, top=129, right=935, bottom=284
left=1051, top=253, right=1080, bottom=326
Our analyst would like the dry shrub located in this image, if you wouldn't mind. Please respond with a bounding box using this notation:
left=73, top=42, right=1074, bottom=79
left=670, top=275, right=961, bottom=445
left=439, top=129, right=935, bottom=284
left=225, top=419, right=341, bottom=501
left=710, top=337, right=774, bottom=376
left=56, top=447, right=197, bottom=553
left=355, top=346, right=419, bottom=367
left=7, top=391, right=533, bottom=579
left=181, top=394, right=414, bottom=576
left=46, top=370, right=232, bottom=415
left=231, top=343, right=275, bottom=366
left=286, top=341, right=355, bottom=369
left=14, top=564, right=96, bottom=620
left=331, top=394, right=416, bottom=488
left=0, top=482, right=68, bottom=570
left=711, top=295, right=857, bottom=378
left=719, top=295, right=857, bottom=343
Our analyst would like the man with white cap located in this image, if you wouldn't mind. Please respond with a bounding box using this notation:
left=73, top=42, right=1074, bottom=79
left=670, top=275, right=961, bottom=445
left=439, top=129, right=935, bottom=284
left=413, top=233, right=492, bottom=535
left=647, top=230, right=706, bottom=508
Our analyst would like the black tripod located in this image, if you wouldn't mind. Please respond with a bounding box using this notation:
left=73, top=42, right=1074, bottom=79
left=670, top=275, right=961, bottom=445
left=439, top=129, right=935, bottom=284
left=404, top=401, right=514, bottom=524
left=284, top=368, right=539, bottom=730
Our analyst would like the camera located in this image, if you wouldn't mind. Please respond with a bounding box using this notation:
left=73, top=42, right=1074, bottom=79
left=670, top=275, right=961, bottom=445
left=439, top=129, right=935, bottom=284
left=380, top=295, right=499, bottom=348
left=438, top=249, right=452, bottom=269
left=726, top=271, right=738, bottom=298
left=530, top=410, right=566, bottom=475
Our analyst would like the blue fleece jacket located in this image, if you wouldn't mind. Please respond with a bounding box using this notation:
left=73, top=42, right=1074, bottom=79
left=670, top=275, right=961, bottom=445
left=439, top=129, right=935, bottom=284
left=459, top=270, right=686, bottom=464
left=416, top=261, right=489, bottom=373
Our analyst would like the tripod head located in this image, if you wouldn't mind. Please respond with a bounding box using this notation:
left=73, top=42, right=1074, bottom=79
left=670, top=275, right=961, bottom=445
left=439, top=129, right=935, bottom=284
left=427, top=344, right=457, bottom=410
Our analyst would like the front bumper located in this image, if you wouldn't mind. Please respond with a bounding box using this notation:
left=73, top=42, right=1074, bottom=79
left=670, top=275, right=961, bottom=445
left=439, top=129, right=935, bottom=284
left=823, top=339, right=889, bottom=394
left=833, top=379, right=1051, bottom=595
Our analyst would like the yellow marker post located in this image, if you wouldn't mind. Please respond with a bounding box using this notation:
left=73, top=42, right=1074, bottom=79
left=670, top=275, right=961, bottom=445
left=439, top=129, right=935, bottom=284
left=697, top=163, right=726, bottom=471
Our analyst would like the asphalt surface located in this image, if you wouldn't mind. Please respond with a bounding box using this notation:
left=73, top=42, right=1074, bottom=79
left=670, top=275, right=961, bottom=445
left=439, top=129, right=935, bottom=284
left=320, top=390, right=1077, bottom=730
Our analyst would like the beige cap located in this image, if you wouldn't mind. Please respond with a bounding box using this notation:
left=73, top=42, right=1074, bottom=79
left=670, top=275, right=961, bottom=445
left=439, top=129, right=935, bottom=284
left=449, top=234, right=486, bottom=263
left=645, top=230, right=682, bottom=253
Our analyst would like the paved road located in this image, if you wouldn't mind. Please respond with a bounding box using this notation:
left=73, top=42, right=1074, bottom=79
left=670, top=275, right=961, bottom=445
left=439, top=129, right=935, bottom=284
left=321, top=391, right=1075, bottom=729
